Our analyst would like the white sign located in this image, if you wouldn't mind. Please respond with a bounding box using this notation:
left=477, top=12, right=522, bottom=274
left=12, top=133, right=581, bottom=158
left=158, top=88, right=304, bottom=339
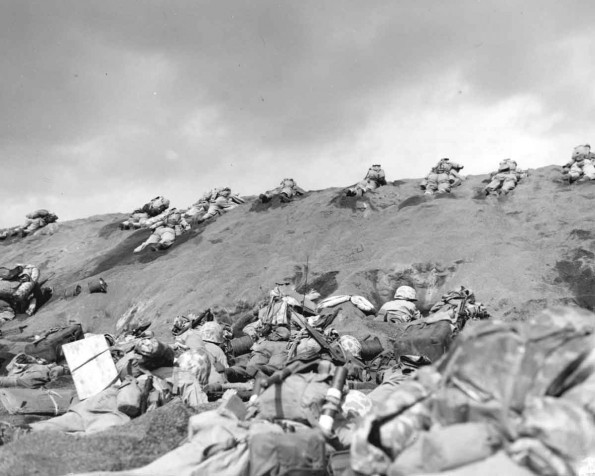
left=63, top=334, right=118, bottom=400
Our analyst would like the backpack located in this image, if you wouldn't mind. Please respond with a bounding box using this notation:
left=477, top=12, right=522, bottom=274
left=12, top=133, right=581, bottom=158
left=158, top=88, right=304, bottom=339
left=249, top=429, right=327, bottom=476
left=572, top=144, right=591, bottom=159
left=24, top=324, right=84, bottom=363
left=26, top=209, right=49, bottom=220
left=364, top=350, right=397, bottom=384
left=393, top=320, right=453, bottom=363
left=256, top=373, right=330, bottom=424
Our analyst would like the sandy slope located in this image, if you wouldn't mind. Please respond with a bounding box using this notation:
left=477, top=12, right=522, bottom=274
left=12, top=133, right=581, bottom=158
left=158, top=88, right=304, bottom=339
left=1, top=165, right=594, bottom=341
left=1, top=165, right=595, bottom=474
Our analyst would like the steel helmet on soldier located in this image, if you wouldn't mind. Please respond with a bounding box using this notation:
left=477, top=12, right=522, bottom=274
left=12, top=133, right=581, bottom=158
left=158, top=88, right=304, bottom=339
left=394, top=285, right=417, bottom=301
left=177, top=349, right=211, bottom=386
left=198, top=321, right=224, bottom=344
left=339, top=335, right=362, bottom=359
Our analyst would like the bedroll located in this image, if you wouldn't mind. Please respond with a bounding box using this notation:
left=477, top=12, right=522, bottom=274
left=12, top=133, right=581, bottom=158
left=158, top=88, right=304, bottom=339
left=0, top=387, right=75, bottom=415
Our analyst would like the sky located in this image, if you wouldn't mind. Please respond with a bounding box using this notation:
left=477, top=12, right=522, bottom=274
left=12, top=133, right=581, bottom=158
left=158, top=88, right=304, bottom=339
left=1, top=0, right=594, bottom=227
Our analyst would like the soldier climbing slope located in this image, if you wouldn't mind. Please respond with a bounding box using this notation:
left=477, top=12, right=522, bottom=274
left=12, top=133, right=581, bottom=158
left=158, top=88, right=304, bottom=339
left=420, top=158, right=464, bottom=195
left=259, top=178, right=306, bottom=203
left=133, top=208, right=190, bottom=253
left=194, top=187, right=244, bottom=224
left=345, top=164, right=387, bottom=197
left=562, top=144, right=595, bottom=183
left=0, top=209, right=58, bottom=240
left=484, top=158, right=528, bottom=196
left=120, top=196, right=170, bottom=230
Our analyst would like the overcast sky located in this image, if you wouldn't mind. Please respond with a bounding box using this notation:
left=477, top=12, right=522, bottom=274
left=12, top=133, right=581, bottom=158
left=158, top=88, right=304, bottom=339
left=1, top=1, right=593, bottom=227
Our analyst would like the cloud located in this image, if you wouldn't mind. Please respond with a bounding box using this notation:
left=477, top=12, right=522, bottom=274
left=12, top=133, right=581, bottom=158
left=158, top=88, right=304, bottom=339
left=1, top=1, right=595, bottom=226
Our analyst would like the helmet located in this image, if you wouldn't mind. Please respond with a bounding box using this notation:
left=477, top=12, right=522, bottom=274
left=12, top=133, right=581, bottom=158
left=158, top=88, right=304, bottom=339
left=296, top=337, right=322, bottom=355
left=342, top=390, right=373, bottom=417
left=172, top=315, right=192, bottom=336
left=135, top=337, right=160, bottom=357
left=177, top=349, right=211, bottom=386
left=394, top=285, right=417, bottom=301
left=339, top=335, right=362, bottom=359
left=198, top=321, right=224, bottom=344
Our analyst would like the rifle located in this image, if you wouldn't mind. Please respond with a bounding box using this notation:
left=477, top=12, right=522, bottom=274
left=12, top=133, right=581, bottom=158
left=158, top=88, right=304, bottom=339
left=453, top=291, right=469, bottom=332
left=0, top=324, right=28, bottom=337
left=190, top=308, right=213, bottom=329
left=204, top=382, right=254, bottom=401
left=301, top=255, right=309, bottom=311
left=289, top=310, right=345, bottom=364
left=129, top=322, right=152, bottom=337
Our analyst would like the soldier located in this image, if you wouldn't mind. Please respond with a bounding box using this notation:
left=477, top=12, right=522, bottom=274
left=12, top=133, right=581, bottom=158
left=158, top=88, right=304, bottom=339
left=260, top=178, right=306, bottom=203
left=0, top=353, right=63, bottom=389
left=120, top=196, right=170, bottom=230
left=194, top=187, right=244, bottom=224
left=376, top=285, right=421, bottom=323
left=485, top=159, right=527, bottom=195
left=197, top=321, right=230, bottom=382
left=346, top=164, right=387, bottom=197
left=0, top=210, right=58, bottom=240
left=420, top=158, right=464, bottom=195
left=133, top=208, right=190, bottom=253
left=562, top=144, right=595, bottom=183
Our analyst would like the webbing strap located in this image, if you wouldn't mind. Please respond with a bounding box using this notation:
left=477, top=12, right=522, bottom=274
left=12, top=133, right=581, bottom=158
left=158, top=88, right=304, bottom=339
left=274, top=382, right=284, bottom=420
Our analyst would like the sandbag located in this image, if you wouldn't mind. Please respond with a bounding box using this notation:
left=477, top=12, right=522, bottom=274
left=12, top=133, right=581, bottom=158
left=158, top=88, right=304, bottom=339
left=350, top=295, right=376, bottom=314
left=393, top=321, right=453, bottom=363
left=24, top=324, right=84, bottom=362
left=249, top=429, right=327, bottom=476
left=0, top=387, right=75, bottom=415
left=256, top=373, right=330, bottom=424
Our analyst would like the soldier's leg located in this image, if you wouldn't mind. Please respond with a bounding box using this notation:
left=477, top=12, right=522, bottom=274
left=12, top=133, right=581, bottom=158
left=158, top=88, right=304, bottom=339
left=134, top=231, right=160, bottom=253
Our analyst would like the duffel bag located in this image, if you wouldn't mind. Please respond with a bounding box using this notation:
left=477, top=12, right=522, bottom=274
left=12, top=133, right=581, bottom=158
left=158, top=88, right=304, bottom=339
left=25, top=324, right=84, bottom=362
left=0, top=387, right=75, bottom=415
left=250, top=428, right=327, bottom=476
left=393, top=320, right=453, bottom=363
